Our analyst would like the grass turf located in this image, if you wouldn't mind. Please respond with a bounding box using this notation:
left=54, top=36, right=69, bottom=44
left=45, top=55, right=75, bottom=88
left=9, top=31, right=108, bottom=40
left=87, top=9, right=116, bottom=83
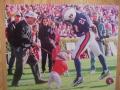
left=7, top=56, right=117, bottom=90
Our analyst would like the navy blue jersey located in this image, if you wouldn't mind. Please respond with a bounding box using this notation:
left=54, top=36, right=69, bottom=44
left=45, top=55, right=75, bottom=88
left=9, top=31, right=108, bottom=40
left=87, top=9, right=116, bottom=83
left=72, top=12, right=91, bottom=36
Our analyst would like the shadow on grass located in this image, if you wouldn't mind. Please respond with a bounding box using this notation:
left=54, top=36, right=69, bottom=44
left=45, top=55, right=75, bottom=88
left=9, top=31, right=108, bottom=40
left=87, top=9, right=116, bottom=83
left=7, top=77, right=34, bottom=81
left=69, top=66, right=116, bottom=73
left=8, top=83, right=35, bottom=87
left=90, top=84, right=108, bottom=88
left=8, top=84, right=49, bottom=90
left=72, top=85, right=87, bottom=89
left=85, top=80, right=98, bottom=84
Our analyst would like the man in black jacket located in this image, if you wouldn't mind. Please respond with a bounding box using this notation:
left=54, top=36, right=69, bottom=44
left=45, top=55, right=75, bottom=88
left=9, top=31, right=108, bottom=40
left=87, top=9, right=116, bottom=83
left=12, top=11, right=47, bottom=87
left=6, top=12, right=21, bottom=75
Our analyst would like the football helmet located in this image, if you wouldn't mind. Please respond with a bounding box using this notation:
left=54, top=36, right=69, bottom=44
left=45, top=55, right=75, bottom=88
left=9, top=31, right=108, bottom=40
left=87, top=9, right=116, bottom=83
left=62, top=8, right=76, bottom=23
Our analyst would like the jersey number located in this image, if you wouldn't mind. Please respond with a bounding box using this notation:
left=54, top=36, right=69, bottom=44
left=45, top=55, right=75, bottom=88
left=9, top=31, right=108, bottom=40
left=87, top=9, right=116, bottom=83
left=79, top=18, right=86, bottom=25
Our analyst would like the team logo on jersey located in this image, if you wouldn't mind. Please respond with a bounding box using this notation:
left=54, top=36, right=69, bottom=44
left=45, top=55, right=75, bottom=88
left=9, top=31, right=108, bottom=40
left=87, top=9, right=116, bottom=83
left=79, top=18, right=86, bottom=25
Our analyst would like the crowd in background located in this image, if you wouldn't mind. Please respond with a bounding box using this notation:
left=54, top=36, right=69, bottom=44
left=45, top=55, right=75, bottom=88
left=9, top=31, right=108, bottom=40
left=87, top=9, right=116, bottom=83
left=5, top=4, right=119, bottom=37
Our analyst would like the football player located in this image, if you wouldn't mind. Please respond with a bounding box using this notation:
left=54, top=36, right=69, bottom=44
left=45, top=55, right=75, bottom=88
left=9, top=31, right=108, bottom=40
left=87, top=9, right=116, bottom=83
left=62, top=8, right=109, bottom=86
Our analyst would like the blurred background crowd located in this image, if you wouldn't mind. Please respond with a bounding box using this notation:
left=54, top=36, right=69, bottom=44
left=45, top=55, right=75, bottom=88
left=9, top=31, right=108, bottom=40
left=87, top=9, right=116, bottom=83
left=5, top=4, right=119, bottom=37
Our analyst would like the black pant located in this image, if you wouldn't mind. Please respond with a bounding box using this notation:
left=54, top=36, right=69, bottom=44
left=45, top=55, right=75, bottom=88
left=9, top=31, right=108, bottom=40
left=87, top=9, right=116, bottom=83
left=27, top=55, right=41, bottom=83
left=8, top=46, right=16, bottom=71
left=12, top=47, right=41, bottom=85
left=41, top=49, right=52, bottom=72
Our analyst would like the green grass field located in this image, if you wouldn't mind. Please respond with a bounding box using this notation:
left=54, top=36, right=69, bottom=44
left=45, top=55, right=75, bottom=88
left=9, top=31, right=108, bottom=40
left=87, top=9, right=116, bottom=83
left=7, top=56, right=117, bottom=90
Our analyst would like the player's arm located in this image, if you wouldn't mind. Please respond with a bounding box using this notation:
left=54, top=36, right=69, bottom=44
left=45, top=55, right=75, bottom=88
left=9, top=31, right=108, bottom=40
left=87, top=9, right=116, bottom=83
left=83, top=13, right=93, bottom=27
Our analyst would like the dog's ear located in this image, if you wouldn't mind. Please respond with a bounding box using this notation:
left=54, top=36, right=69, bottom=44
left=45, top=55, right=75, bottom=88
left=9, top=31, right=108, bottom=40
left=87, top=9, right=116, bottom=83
left=59, top=51, right=71, bottom=60
left=57, top=52, right=67, bottom=60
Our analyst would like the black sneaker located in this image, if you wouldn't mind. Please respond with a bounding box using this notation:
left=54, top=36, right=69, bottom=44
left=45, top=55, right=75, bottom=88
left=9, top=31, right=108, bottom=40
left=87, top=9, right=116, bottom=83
left=11, top=83, right=19, bottom=87
left=35, top=79, right=48, bottom=84
left=73, top=77, right=83, bottom=87
left=99, top=70, right=110, bottom=80
left=8, top=69, right=13, bottom=75
left=42, top=69, right=46, bottom=73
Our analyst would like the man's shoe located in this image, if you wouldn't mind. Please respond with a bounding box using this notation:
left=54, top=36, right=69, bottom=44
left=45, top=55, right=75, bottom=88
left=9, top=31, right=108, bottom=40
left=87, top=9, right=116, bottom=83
left=73, top=77, right=83, bottom=87
left=11, top=83, right=19, bottom=87
left=8, top=69, right=13, bottom=75
left=42, top=70, right=46, bottom=73
left=99, top=70, right=110, bottom=80
left=35, top=79, right=48, bottom=84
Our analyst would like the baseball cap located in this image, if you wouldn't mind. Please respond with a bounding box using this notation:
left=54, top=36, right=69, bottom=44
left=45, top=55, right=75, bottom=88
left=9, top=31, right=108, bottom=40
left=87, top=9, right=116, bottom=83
left=15, top=11, right=21, bottom=16
left=25, top=11, right=38, bottom=19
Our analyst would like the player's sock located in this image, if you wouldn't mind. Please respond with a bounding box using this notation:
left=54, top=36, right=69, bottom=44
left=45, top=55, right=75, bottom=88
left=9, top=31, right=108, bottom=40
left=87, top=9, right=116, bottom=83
left=74, top=58, right=81, bottom=77
left=98, top=54, right=108, bottom=71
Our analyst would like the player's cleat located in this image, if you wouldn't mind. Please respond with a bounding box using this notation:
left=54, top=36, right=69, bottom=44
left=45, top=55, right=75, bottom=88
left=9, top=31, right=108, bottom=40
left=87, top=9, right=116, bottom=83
left=99, top=70, right=110, bottom=80
left=73, top=76, right=83, bottom=87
